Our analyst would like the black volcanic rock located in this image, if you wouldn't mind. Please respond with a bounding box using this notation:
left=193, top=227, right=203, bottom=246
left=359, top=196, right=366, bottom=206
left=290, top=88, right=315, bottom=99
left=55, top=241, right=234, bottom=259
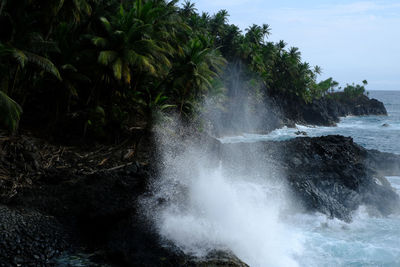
left=0, top=205, right=68, bottom=266
left=274, top=93, right=387, bottom=127
left=210, top=92, right=387, bottom=137
left=220, top=135, right=400, bottom=222
left=0, top=134, right=398, bottom=265
left=1, top=162, right=247, bottom=266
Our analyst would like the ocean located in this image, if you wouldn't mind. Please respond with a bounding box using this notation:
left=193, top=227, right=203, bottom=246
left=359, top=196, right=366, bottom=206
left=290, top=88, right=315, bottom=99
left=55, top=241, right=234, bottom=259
left=218, top=91, right=400, bottom=266
left=221, top=91, right=400, bottom=155
left=295, top=91, right=400, bottom=267
left=54, top=91, right=400, bottom=266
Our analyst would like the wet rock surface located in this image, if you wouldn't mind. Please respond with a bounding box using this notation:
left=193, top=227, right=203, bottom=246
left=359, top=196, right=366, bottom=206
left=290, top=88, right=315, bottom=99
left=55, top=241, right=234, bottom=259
left=221, top=135, right=400, bottom=222
left=0, top=133, right=399, bottom=265
left=0, top=134, right=247, bottom=266
left=211, top=93, right=387, bottom=137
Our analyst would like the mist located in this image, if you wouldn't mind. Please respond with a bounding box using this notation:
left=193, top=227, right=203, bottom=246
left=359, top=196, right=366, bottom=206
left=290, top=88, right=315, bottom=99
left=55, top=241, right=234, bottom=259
left=140, top=110, right=303, bottom=267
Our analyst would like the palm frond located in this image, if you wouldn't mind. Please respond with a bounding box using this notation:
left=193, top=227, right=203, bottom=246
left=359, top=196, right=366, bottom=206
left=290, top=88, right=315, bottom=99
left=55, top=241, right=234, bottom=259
left=0, top=90, right=22, bottom=132
left=24, top=51, right=62, bottom=80
left=112, top=58, right=122, bottom=81
left=98, top=50, right=117, bottom=65
left=12, top=49, right=28, bottom=68
left=92, top=36, right=108, bottom=48
left=100, top=17, right=113, bottom=34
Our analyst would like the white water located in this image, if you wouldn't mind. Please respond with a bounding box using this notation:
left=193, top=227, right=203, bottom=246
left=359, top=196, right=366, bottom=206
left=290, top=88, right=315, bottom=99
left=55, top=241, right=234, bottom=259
left=147, top=140, right=400, bottom=267
left=146, top=91, right=400, bottom=266
left=220, top=91, right=400, bottom=155
left=293, top=176, right=400, bottom=267
left=289, top=203, right=400, bottom=267
left=144, top=140, right=303, bottom=267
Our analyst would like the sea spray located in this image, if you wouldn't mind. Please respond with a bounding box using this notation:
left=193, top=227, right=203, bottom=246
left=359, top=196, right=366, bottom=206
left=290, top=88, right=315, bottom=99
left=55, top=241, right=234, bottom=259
left=140, top=91, right=400, bottom=267
left=142, top=125, right=302, bottom=267
left=290, top=205, right=400, bottom=267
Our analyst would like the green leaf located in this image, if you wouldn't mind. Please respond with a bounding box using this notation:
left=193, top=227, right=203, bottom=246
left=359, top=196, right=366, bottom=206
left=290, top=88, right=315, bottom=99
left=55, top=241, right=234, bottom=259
left=113, top=58, right=122, bottom=80
left=24, top=51, right=62, bottom=80
left=0, top=91, right=22, bottom=132
left=98, top=51, right=117, bottom=65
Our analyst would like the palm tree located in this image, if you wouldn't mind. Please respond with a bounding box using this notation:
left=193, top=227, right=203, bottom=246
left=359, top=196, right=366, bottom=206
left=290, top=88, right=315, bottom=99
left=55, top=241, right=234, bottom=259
left=181, top=0, right=197, bottom=17
left=210, top=9, right=229, bottom=44
left=91, top=4, right=171, bottom=86
left=314, top=65, right=322, bottom=75
left=51, top=0, right=97, bottom=24
left=90, top=1, right=188, bottom=130
left=168, top=35, right=226, bottom=116
left=289, top=47, right=301, bottom=62
left=245, top=24, right=270, bottom=46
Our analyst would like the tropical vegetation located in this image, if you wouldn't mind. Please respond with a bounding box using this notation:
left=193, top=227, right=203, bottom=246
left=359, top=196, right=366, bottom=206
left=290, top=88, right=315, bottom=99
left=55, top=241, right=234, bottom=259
left=0, top=0, right=368, bottom=138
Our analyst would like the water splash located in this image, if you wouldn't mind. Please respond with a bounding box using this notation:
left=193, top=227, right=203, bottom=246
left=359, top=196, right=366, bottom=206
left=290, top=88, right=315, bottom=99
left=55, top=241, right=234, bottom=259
left=145, top=140, right=302, bottom=267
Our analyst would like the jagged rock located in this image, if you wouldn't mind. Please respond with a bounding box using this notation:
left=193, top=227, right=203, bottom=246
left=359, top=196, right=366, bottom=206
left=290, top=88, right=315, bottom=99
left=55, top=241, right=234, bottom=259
left=1, top=134, right=399, bottom=266
left=220, top=135, right=400, bottom=222
left=274, top=93, right=387, bottom=127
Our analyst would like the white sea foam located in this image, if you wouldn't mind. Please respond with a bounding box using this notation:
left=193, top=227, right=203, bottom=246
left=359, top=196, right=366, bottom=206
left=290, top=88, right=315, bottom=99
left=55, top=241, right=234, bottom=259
left=144, top=136, right=302, bottom=267
left=219, top=114, right=400, bottom=154
left=144, top=135, right=400, bottom=266
left=286, top=204, right=400, bottom=267
left=144, top=91, right=400, bottom=266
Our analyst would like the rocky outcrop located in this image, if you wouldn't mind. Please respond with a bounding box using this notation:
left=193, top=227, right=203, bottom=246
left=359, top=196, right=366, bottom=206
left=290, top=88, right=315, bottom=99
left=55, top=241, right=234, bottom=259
left=0, top=133, right=398, bottom=265
left=0, top=164, right=249, bottom=266
left=220, top=135, right=400, bottom=222
left=0, top=135, right=247, bottom=266
left=277, top=93, right=387, bottom=127
left=210, top=93, right=387, bottom=137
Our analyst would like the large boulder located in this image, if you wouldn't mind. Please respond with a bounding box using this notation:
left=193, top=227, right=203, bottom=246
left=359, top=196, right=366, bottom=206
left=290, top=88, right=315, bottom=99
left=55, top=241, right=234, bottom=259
left=220, top=135, right=400, bottom=222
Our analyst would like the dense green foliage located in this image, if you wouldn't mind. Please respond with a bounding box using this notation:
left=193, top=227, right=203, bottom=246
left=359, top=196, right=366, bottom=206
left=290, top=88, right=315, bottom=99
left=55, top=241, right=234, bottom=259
left=343, top=80, right=369, bottom=98
left=0, top=0, right=368, bottom=137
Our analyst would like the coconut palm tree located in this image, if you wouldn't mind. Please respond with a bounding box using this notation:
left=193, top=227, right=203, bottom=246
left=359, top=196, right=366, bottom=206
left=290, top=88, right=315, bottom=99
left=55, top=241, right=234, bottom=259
left=91, top=4, right=171, bottom=86
left=168, top=35, right=226, bottom=116
left=245, top=24, right=270, bottom=46
left=181, top=0, right=197, bottom=17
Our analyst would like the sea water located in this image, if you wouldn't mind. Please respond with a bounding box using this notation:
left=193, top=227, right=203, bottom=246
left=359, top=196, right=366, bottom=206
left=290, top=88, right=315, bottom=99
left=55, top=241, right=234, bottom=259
left=291, top=176, right=400, bottom=267
left=55, top=91, right=400, bottom=266
left=220, top=91, right=400, bottom=155
left=215, top=91, right=400, bottom=266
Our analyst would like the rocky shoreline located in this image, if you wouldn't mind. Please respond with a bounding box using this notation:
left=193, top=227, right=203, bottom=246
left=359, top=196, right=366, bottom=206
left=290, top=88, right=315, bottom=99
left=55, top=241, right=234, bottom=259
left=0, top=95, right=398, bottom=266
left=220, top=135, right=400, bottom=222
left=1, top=132, right=399, bottom=266
left=278, top=93, right=388, bottom=127
left=213, top=93, right=388, bottom=136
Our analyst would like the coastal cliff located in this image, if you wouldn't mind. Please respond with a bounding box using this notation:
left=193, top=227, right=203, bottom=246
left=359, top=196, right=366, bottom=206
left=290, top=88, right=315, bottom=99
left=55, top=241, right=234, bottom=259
left=212, top=93, right=388, bottom=136
left=278, top=93, right=387, bottom=127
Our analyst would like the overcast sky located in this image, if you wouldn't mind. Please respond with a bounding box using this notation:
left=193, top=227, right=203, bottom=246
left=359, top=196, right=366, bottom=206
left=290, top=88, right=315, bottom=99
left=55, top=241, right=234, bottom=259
left=185, top=0, right=400, bottom=91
